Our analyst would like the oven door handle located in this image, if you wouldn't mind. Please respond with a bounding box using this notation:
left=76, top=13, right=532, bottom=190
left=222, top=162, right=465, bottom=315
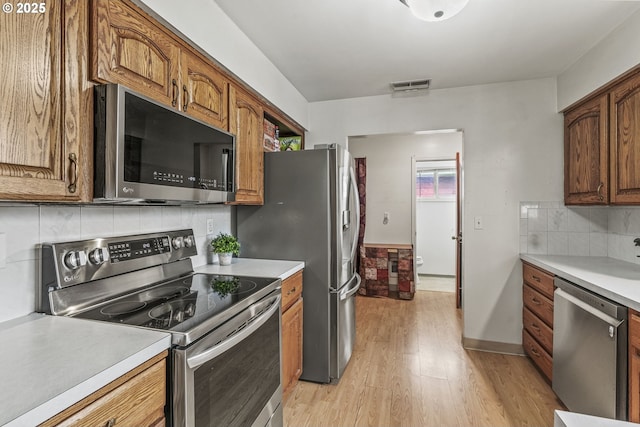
left=186, top=294, right=281, bottom=369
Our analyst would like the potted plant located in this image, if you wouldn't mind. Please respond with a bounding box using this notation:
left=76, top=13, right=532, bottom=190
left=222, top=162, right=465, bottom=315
left=210, top=232, right=240, bottom=265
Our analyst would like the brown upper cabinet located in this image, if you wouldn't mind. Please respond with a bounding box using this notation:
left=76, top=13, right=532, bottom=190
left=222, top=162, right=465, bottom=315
left=180, top=51, right=229, bottom=130
left=610, top=72, right=640, bottom=204
left=0, top=0, right=92, bottom=202
left=229, top=84, right=265, bottom=205
left=564, top=94, right=609, bottom=204
left=2, top=0, right=302, bottom=204
left=92, top=0, right=229, bottom=130
left=565, top=69, right=640, bottom=205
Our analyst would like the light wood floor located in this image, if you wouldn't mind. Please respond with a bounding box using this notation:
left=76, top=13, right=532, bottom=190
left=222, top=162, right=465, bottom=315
left=284, top=291, right=564, bottom=427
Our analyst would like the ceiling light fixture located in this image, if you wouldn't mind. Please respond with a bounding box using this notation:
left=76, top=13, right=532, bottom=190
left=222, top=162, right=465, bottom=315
left=399, top=0, right=470, bottom=22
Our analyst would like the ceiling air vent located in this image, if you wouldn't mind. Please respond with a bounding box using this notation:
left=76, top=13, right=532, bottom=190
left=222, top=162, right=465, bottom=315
left=390, top=79, right=431, bottom=92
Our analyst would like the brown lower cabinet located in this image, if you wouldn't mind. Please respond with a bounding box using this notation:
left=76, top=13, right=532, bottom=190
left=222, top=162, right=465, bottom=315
left=39, top=351, right=167, bottom=427
left=281, top=270, right=303, bottom=401
left=522, top=262, right=555, bottom=383
left=629, top=309, right=640, bottom=422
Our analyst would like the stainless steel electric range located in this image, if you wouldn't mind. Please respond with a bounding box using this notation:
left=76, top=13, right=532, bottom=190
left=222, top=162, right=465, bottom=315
left=38, top=229, right=283, bottom=427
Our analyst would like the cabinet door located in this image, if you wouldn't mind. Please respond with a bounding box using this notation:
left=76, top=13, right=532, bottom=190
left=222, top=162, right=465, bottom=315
left=229, top=85, right=264, bottom=204
left=564, top=94, right=609, bottom=204
left=181, top=51, right=228, bottom=129
left=92, top=0, right=180, bottom=107
left=610, top=71, right=640, bottom=204
left=282, top=297, right=303, bottom=400
left=0, top=1, right=83, bottom=201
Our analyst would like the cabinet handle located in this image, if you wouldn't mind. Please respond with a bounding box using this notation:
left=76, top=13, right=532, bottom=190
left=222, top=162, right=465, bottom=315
left=530, top=347, right=540, bottom=357
left=287, top=287, right=296, bottom=296
left=172, top=79, right=178, bottom=107
left=67, top=153, right=78, bottom=194
left=183, top=85, right=189, bottom=111
left=531, top=275, right=541, bottom=282
left=531, top=297, right=541, bottom=305
left=531, top=323, right=541, bottom=332
left=597, top=182, right=604, bottom=201
left=105, top=418, right=117, bottom=427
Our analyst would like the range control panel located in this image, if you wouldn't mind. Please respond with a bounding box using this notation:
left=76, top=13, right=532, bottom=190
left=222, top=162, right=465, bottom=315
left=41, top=229, right=197, bottom=289
left=108, top=236, right=172, bottom=263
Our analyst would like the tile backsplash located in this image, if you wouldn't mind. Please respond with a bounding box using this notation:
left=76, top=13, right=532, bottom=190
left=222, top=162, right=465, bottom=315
left=0, top=204, right=232, bottom=323
left=520, top=201, right=640, bottom=264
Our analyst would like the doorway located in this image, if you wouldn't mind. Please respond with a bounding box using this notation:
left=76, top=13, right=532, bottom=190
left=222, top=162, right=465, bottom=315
left=348, top=130, right=463, bottom=305
left=411, top=153, right=462, bottom=306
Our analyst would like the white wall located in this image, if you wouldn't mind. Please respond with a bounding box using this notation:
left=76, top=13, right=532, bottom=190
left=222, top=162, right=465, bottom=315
left=348, top=132, right=462, bottom=245
left=417, top=201, right=456, bottom=276
left=308, top=78, right=564, bottom=346
left=136, top=0, right=309, bottom=128
left=557, top=9, right=640, bottom=111
left=0, top=205, right=232, bottom=323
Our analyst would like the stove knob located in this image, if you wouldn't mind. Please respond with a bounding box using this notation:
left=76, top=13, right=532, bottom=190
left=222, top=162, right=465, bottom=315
left=172, top=236, right=184, bottom=249
left=183, top=235, right=194, bottom=248
left=64, top=250, right=87, bottom=270
left=88, top=247, right=109, bottom=265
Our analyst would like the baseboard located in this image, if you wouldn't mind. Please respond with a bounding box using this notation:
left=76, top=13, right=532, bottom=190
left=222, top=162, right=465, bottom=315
left=462, top=337, right=525, bottom=356
left=417, top=274, right=455, bottom=278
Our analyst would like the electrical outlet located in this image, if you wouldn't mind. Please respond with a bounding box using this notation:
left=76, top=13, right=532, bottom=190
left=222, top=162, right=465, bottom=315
left=206, top=219, right=215, bottom=234
left=383, top=212, right=389, bottom=225
left=474, top=216, right=483, bottom=230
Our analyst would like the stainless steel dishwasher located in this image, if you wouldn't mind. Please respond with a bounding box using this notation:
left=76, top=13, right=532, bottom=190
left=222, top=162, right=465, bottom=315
left=553, top=276, right=628, bottom=420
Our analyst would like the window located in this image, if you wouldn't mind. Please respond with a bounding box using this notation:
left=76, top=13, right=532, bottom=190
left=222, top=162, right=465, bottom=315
left=416, top=168, right=456, bottom=200
left=416, top=170, right=435, bottom=197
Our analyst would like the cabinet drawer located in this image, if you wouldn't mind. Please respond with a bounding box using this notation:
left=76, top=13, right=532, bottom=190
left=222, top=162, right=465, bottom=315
left=523, top=263, right=554, bottom=299
left=523, top=329, right=552, bottom=382
left=523, top=285, right=554, bottom=328
left=523, top=307, right=553, bottom=354
left=282, top=270, right=303, bottom=312
left=53, top=359, right=166, bottom=427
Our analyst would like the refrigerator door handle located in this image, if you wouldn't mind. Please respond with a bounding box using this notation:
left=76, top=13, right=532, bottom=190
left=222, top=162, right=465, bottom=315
left=349, top=165, right=361, bottom=262
left=340, top=273, right=362, bottom=301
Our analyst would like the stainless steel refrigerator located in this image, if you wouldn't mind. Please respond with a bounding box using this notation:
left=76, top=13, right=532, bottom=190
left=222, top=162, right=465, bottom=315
left=236, top=144, right=361, bottom=383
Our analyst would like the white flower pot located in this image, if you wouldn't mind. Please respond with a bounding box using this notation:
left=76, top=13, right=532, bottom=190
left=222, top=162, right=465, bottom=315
left=218, top=252, right=233, bottom=266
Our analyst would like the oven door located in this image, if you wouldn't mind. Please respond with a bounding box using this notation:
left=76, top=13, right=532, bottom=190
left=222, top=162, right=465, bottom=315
left=173, top=290, right=282, bottom=427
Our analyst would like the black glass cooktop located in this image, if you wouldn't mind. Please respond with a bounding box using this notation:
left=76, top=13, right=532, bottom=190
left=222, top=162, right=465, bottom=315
left=74, top=273, right=280, bottom=340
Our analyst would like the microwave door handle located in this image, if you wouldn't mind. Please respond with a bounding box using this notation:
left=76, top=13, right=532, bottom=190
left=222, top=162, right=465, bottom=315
left=222, top=151, right=228, bottom=190
left=186, top=294, right=281, bottom=369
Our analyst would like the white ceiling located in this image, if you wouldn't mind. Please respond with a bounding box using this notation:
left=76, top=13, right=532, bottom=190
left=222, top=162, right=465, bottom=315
left=214, top=0, right=640, bottom=102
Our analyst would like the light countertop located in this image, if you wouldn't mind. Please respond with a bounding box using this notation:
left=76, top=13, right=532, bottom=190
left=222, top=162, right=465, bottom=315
left=0, top=314, right=171, bottom=427
left=195, top=257, right=304, bottom=279
left=520, top=254, right=640, bottom=312
left=555, top=410, right=636, bottom=427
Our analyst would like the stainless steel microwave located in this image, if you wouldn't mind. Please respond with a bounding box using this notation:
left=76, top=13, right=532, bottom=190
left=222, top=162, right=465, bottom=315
left=94, top=84, right=235, bottom=204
